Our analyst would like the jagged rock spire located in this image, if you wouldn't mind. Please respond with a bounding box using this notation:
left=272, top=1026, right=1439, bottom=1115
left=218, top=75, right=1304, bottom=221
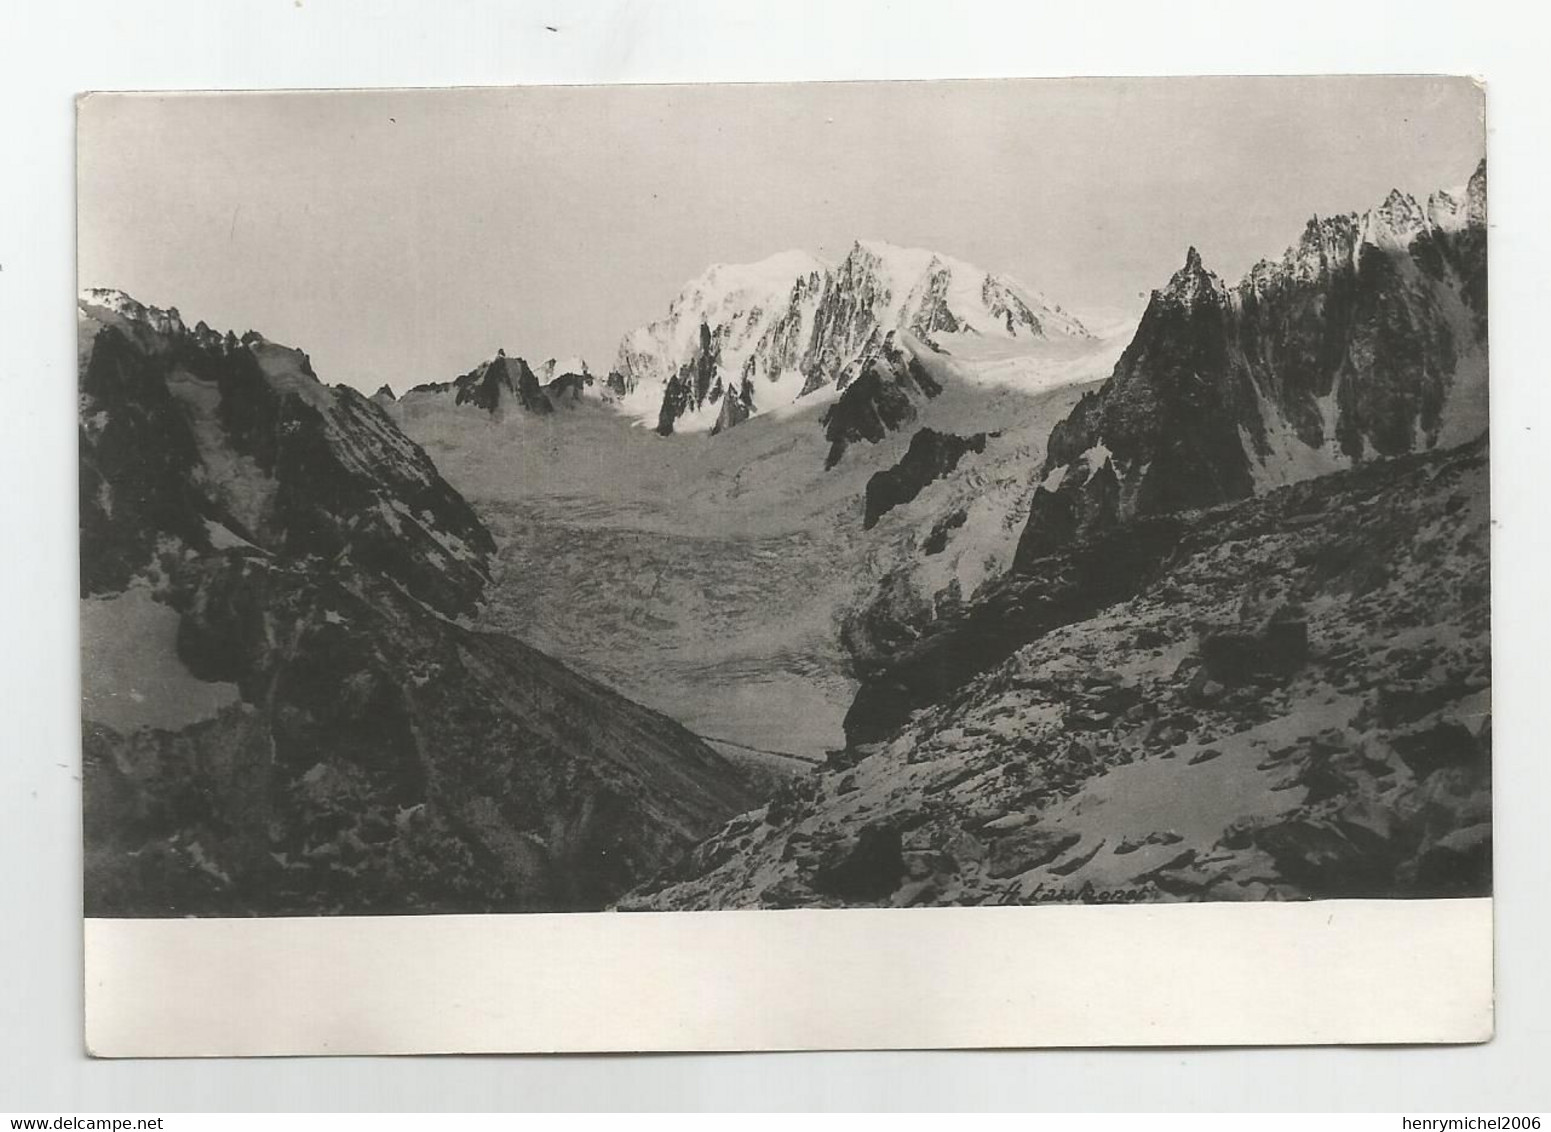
left=1016, top=162, right=1489, bottom=568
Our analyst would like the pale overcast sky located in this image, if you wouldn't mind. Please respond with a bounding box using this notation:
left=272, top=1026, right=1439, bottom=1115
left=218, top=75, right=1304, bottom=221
left=78, top=76, right=1484, bottom=393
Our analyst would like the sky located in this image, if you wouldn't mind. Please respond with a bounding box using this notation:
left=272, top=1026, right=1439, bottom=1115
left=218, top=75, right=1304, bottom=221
left=77, top=76, right=1485, bottom=394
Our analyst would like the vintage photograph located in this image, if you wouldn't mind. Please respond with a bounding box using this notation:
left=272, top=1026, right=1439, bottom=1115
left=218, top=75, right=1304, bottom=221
left=77, top=76, right=1489, bottom=918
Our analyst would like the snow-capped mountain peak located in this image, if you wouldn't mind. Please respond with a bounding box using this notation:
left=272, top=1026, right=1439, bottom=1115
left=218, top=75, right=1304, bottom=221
left=840, top=239, right=1089, bottom=341
left=1427, top=159, right=1488, bottom=233
left=78, top=287, right=188, bottom=337
left=1363, top=187, right=1432, bottom=250
left=614, top=240, right=1091, bottom=436
left=683, top=249, right=831, bottom=308
left=613, top=249, right=829, bottom=404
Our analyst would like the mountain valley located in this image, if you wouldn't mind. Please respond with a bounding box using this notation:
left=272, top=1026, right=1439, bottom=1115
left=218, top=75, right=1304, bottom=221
left=79, top=162, right=1492, bottom=914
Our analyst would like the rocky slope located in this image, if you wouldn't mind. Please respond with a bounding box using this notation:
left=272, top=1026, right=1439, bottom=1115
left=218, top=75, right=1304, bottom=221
left=78, top=291, right=756, bottom=916
left=1018, top=162, right=1487, bottom=559
left=624, top=439, right=1490, bottom=909
left=613, top=241, right=1090, bottom=435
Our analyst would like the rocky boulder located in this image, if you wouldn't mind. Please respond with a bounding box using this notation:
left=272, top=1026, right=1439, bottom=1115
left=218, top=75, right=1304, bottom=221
left=811, top=822, right=906, bottom=903
left=863, top=427, right=990, bottom=528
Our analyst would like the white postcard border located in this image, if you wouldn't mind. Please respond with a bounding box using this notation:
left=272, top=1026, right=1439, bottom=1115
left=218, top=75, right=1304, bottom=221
left=85, top=898, right=1492, bottom=1056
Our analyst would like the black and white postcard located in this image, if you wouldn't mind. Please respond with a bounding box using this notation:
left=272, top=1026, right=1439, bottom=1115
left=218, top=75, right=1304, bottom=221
left=77, top=76, right=1493, bottom=1054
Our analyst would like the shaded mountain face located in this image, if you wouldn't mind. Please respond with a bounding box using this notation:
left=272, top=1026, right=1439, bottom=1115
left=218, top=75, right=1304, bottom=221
left=78, top=289, right=495, bottom=618
left=452, top=351, right=550, bottom=414
left=466, top=352, right=551, bottom=414
left=78, top=292, right=756, bottom=915
left=615, top=240, right=1089, bottom=435
left=1017, top=162, right=1488, bottom=563
left=402, top=351, right=604, bottom=417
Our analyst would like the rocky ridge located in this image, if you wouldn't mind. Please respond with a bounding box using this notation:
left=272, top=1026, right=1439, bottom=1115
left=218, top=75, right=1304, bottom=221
left=1018, top=162, right=1488, bottom=560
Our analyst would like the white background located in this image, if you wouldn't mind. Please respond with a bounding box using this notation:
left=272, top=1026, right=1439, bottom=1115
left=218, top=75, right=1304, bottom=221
left=3, top=0, right=1548, bottom=1112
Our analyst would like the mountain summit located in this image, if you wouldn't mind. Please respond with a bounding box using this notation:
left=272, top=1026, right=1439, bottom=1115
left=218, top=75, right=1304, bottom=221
left=612, top=240, right=1090, bottom=435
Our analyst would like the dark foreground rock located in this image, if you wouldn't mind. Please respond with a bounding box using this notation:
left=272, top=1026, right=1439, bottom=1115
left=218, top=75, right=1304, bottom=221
left=863, top=428, right=990, bottom=529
